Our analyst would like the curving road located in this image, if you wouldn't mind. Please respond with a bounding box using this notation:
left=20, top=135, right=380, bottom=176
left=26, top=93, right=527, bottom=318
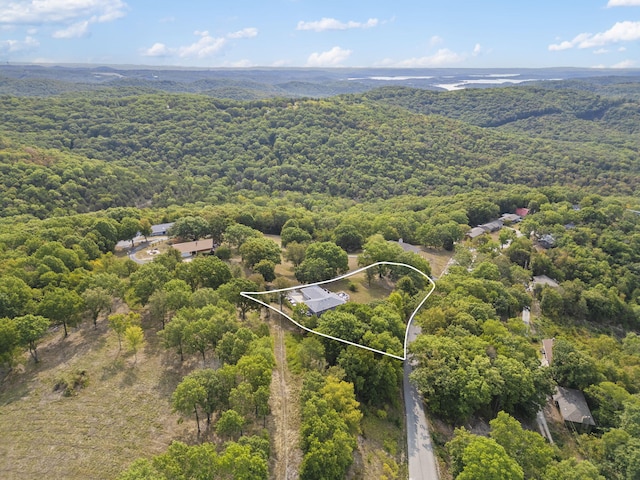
left=404, top=322, right=440, bottom=480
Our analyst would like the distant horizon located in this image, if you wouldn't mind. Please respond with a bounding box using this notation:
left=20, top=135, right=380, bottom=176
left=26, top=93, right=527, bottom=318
left=4, top=62, right=640, bottom=72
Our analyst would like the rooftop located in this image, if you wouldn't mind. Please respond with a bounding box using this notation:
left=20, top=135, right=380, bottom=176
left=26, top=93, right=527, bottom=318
left=553, top=386, right=595, bottom=426
left=151, top=222, right=174, bottom=235
left=299, top=285, right=346, bottom=315
left=532, top=275, right=560, bottom=288
left=170, top=238, right=215, bottom=255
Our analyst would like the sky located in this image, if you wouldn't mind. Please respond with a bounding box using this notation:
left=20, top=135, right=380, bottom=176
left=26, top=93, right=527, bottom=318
left=0, top=0, right=639, bottom=69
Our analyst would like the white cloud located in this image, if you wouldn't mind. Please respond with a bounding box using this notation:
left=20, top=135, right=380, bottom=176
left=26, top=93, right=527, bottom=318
left=52, top=20, right=90, bottom=38
left=0, top=34, right=39, bottom=53
left=142, top=26, right=258, bottom=61
left=0, top=0, right=127, bottom=25
left=306, top=46, right=352, bottom=66
left=228, top=27, right=258, bottom=39
left=473, top=43, right=482, bottom=56
left=612, top=59, right=636, bottom=68
left=549, top=21, right=640, bottom=50
left=0, top=0, right=127, bottom=41
left=297, top=17, right=378, bottom=32
left=178, top=31, right=226, bottom=58
left=394, top=48, right=466, bottom=67
left=593, top=48, right=609, bottom=54
left=619, top=46, right=627, bottom=51
left=607, top=0, right=640, bottom=6
left=429, top=35, right=444, bottom=46
left=142, top=42, right=170, bottom=57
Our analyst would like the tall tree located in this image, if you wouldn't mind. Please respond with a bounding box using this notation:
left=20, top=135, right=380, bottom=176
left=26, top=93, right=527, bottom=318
left=82, top=287, right=112, bottom=328
left=296, top=241, right=348, bottom=283
left=159, top=314, right=189, bottom=361
left=0, top=318, right=19, bottom=368
left=172, top=376, right=207, bottom=434
left=176, top=256, right=231, bottom=290
left=129, top=262, right=171, bottom=305
left=217, top=278, right=260, bottom=320
left=169, top=216, right=210, bottom=241
left=108, top=312, right=140, bottom=351
left=489, top=411, right=555, bottom=480
left=457, top=436, right=524, bottom=480
left=0, top=276, right=34, bottom=319
left=124, top=325, right=145, bottom=364
left=119, top=217, right=141, bottom=247
left=38, top=287, right=84, bottom=337
left=333, top=224, right=364, bottom=253
left=216, top=409, right=245, bottom=439
left=239, top=236, right=281, bottom=268
left=284, top=241, right=306, bottom=267
left=224, top=224, right=262, bottom=251
left=14, top=314, right=49, bottom=363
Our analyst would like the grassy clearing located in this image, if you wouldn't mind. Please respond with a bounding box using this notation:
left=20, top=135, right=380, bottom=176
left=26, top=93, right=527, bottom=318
left=0, top=315, right=194, bottom=480
left=420, top=248, right=454, bottom=278
left=349, top=406, right=408, bottom=480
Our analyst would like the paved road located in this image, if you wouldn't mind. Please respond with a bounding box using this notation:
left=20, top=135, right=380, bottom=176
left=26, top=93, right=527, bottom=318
left=404, top=322, right=440, bottom=480
left=127, top=237, right=167, bottom=264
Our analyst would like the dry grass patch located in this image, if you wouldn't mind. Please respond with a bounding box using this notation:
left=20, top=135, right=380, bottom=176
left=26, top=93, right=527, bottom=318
left=349, top=407, right=407, bottom=480
left=420, top=248, right=454, bottom=278
left=0, top=316, right=194, bottom=480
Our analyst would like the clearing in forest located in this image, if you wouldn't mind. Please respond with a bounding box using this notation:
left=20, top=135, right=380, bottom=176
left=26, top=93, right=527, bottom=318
left=242, top=262, right=435, bottom=360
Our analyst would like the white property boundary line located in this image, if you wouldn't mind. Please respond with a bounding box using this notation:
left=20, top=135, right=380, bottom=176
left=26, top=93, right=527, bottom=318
left=241, top=261, right=436, bottom=361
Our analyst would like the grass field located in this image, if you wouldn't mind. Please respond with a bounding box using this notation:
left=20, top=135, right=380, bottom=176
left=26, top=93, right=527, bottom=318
left=0, top=311, right=195, bottom=480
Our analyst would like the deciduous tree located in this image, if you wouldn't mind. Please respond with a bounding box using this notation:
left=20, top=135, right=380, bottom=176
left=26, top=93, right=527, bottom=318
left=172, top=376, right=207, bottom=434
left=14, top=314, right=49, bottom=363
left=38, top=287, right=84, bottom=337
left=124, top=325, right=145, bottom=364
left=216, top=409, right=245, bottom=439
left=109, top=312, right=140, bottom=351
left=82, top=287, right=112, bottom=328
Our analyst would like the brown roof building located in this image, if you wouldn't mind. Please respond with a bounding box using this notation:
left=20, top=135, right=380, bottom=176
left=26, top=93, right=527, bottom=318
left=170, top=239, right=215, bottom=256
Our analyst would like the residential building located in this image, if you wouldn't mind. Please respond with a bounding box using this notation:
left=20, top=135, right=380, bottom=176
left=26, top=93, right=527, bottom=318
left=170, top=238, right=215, bottom=257
left=299, top=285, right=346, bottom=316
left=553, top=386, right=596, bottom=433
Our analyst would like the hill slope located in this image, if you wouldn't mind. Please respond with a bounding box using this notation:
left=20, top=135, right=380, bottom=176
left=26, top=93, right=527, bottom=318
left=0, top=90, right=638, bottom=217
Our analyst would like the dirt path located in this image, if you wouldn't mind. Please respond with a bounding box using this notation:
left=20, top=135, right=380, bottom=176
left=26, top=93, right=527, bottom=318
left=269, top=314, right=302, bottom=480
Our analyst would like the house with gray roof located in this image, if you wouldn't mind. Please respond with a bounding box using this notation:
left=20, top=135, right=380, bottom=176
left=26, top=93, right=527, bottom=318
left=553, top=386, right=596, bottom=433
left=299, top=285, right=346, bottom=316
left=151, top=222, right=174, bottom=236
left=466, top=227, right=488, bottom=239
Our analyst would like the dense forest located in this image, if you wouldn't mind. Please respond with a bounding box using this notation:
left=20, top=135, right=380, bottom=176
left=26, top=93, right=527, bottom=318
left=0, top=73, right=639, bottom=479
left=0, top=83, right=639, bottom=220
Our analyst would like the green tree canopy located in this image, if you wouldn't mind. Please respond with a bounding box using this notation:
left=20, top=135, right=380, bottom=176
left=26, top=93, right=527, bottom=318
left=14, top=314, right=49, bottom=363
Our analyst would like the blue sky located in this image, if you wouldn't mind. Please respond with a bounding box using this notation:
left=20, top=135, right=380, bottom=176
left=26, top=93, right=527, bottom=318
left=1, top=0, right=639, bottom=68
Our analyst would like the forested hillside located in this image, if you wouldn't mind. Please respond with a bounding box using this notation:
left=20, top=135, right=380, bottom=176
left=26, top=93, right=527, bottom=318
left=365, top=86, right=640, bottom=145
left=1, top=75, right=640, bottom=479
left=1, top=86, right=638, bottom=220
